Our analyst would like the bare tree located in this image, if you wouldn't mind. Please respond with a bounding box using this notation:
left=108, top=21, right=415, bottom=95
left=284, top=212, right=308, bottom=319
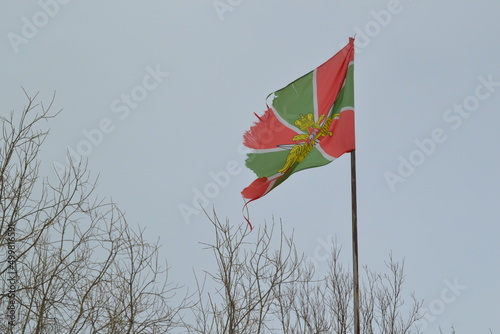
left=185, top=212, right=301, bottom=334
left=185, top=212, right=424, bottom=334
left=0, top=92, right=184, bottom=333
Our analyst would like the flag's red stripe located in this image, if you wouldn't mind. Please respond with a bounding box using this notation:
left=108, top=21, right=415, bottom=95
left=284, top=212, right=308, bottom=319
left=243, top=108, right=300, bottom=150
left=319, top=109, right=355, bottom=158
left=315, top=38, right=355, bottom=120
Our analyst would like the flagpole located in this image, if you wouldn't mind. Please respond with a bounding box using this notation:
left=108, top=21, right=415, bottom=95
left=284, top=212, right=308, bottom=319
left=350, top=150, right=360, bottom=334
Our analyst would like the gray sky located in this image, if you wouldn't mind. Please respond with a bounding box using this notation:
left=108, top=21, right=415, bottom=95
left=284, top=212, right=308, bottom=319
left=2, top=1, right=499, bottom=332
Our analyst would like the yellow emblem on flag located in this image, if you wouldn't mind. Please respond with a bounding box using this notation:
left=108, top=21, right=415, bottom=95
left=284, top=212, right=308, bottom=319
left=278, top=113, right=334, bottom=173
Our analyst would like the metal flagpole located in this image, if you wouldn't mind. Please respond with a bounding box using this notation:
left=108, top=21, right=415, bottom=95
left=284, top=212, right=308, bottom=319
left=350, top=150, right=360, bottom=334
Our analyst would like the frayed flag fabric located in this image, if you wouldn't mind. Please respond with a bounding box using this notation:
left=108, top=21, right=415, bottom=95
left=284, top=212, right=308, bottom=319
left=242, top=38, right=355, bottom=203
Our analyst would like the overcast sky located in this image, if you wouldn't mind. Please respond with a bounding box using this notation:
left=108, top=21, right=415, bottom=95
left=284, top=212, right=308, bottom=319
left=2, top=1, right=500, bottom=332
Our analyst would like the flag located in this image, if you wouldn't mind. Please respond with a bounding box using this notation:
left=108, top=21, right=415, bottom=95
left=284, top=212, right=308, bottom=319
left=242, top=38, right=355, bottom=202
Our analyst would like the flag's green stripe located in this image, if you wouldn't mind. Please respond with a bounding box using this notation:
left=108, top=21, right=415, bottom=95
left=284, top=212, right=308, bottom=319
left=272, top=71, right=314, bottom=129
left=290, top=147, right=331, bottom=174
left=246, top=146, right=331, bottom=179
left=245, top=150, right=290, bottom=178
left=269, top=148, right=330, bottom=190
left=331, top=64, right=354, bottom=116
left=273, top=148, right=331, bottom=189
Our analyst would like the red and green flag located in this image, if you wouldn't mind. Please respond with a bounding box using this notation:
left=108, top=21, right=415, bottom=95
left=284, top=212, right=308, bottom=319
left=242, top=38, right=355, bottom=202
